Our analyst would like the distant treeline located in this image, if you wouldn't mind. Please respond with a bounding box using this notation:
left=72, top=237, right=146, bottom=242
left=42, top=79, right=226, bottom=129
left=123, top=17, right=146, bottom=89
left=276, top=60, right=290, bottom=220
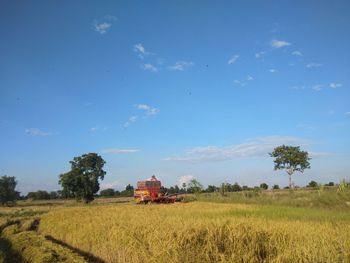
left=0, top=175, right=339, bottom=203
left=23, top=180, right=337, bottom=200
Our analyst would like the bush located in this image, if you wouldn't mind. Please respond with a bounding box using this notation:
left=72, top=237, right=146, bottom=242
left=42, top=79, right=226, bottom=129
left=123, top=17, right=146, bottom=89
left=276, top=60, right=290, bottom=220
left=99, top=188, right=115, bottom=197
left=260, top=183, right=268, bottom=190
left=0, top=176, right=19, bottom=206
left=308, top=181, right=318, bottom=188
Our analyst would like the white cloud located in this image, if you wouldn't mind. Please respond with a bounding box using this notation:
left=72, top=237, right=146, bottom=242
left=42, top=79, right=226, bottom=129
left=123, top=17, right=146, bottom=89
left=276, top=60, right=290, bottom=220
left=329, top=83, right=342, bottom=89
left=101, top=148, right=140, bottom=154
left=135, top=104, right=159, bottom=115
left=134, top=43, right=146, bottom=55
left=311, top=83, right=341, bottom=91
left=90, top=126, right=107, bottom=132
left=247, top=75, right=254, bottom=81
left=164, top=136, right=311, bottom=163
left=25, top=128, right=53, bottom=136
left=269, top=69, right=277, bottom=73
left=345, top=112, right=350, bottom=116
left=179, top=175, right=195, bottom=187
left=168, top=61, right=194, bottom=71
left=292, top=50, right=303, bottom=56
left=233, top=80, right=245, bottom=87
left=142, top=63, right=157, bottom=72
left=94, top=22, right=111, bottom=34
left=255, top=51, right=266, bottom=59
left=124, top=116, right=138, bottom=128
left=93, top=15, right=116, bottom=34
left=312, top=84, right=325, bottom=91
left=271, top=39, right=291, bottom=48
left=228, top=55, right=239, bottom=65
left=134, top=43, right=153, bottom=59
left=306, top=63, right=323, bottom=68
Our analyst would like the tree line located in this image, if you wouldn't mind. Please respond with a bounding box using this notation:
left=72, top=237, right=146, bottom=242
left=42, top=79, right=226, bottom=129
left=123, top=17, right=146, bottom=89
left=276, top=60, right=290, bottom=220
left=3, top=144, right=341, bottom=205
left=0, top=173, right=339, bottom=205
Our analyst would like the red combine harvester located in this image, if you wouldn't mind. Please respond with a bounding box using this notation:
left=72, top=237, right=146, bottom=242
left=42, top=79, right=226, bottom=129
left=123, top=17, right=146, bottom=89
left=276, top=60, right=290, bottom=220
left=134, top=175, right=179, bottom=204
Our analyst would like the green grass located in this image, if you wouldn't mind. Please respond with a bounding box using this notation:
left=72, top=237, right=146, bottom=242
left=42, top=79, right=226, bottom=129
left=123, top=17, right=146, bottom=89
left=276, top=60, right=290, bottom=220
left=197, top=187, right=350, bottom=209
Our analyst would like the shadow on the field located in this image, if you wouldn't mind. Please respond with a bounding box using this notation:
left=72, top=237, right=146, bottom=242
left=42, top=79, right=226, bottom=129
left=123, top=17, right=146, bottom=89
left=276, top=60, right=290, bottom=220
left=45, top=235, right=106, bottom=263
left=0, top=237, right=24, bottom=263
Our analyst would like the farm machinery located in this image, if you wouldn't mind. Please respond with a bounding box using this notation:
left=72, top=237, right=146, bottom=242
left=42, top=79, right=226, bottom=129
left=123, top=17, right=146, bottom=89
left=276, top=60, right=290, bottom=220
left=134, top=175, right=181, bottom=204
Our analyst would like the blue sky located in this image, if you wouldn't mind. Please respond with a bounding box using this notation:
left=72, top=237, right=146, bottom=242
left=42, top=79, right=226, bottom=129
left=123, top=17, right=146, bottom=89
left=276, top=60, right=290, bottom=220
left=1, top=1, right=349, bottom=194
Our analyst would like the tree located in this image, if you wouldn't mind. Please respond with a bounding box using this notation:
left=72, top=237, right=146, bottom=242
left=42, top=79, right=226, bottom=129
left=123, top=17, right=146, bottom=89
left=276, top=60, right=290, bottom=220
left=270, top=145, right=311, bottom=189
left=121, top=184, right=134, bottom=197
left=307, top=180, right=318, bottom=188
left=27, top=190, right=50, bottom=200
left=59, top=153, right=106, bottom=203
left=0, top=176, right=18, bottom=206
left=50, top=191, right=59, bottom=199
left=272, top=184, right=280, bottom=190
left=125, top=184, right=134, bottom=191
left=206, top=185, right=217, bottom=193
left=232, top=182, right=242, bottom=192
left=182, top=183, right=187, bottom=193
left=325, top=182, right=334, bottom=187
left=260, top=183, right=269, bottom=190
left=100, top=188, right=115, bottom=197
left=188, top=179, right=203, bottom=194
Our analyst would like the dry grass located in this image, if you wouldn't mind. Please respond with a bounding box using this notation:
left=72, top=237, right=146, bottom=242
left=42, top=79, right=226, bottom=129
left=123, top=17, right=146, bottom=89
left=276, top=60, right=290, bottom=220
left=39, top=202, right=350, bottom=263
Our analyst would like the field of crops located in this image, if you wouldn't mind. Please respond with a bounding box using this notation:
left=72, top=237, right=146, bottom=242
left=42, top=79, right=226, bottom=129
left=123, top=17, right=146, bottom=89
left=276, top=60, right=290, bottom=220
left=1, top=190, right=350, bottom=263
left=38, top=202, right=350, bottom=263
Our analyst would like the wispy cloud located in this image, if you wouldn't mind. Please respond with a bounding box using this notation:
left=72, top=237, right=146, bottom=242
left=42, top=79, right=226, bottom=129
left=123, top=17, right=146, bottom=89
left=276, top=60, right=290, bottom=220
left=124, top=116, right=138, bottom=128
left=345, top=112, right=350, bottom=116
left=164, top=136, right=311, bottom=163
left=255, top=51, right=266, bottom=59
left=306, top=63, right=323, bottom=68
left=142, top=63, right=157, bottom=72
left=168, top=61, right=194, bottom=71
left=93, top=15, right=116, bottom=34
left=135, top=104, right=159, bottom=116
left=134, top=43, right=152, bottom=59
left=123, top=104, right=159, bottom=128
left=271, top=39, right=291, bottom=48
left=269, top=69, right=277, bottom=73
left=312, top=84, right=325, bottom=91
left=292, top=50, right=303, bottom=56
left=90, top=126, right=107, bottom=132
left=94, top=22, right=111, bottom=34
left=25, top=128, right=54, bottom=137
left=329, top=83, right=342, bottom=89
left=247, top=75, right=254, bottom=81
left=228, top=55, right=239, bottom=65
left=312, top=82, right=342, bottom=91
left=233, top=80, right=246, bottom=87
left=101, top=148, right=140, bottom=154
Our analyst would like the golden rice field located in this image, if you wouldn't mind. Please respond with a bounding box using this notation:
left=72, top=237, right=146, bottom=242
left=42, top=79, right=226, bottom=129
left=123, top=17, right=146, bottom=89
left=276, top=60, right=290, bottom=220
left=36, top=202, right=350, bottom=263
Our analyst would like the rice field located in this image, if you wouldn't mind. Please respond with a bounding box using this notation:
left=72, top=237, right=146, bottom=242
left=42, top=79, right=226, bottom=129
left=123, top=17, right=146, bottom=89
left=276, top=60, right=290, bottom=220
left=37, top=202, right=350, bottom=263
left=1, top=190, right=350, bottom=263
